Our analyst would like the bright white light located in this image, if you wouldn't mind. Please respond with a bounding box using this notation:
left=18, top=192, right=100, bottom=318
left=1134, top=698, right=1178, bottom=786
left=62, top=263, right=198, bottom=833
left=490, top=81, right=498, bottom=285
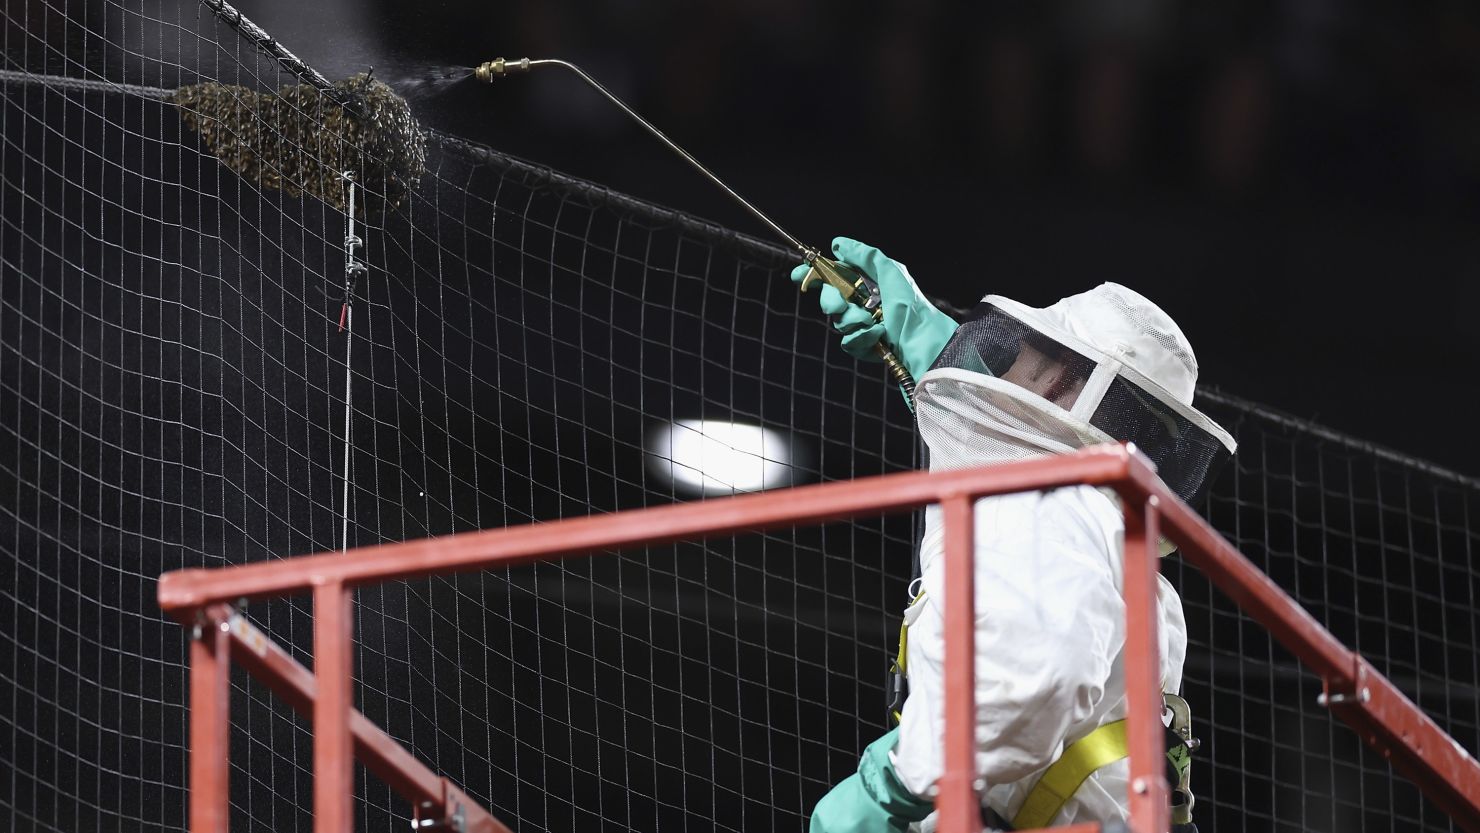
left=646, top=419, right=795, bottom=495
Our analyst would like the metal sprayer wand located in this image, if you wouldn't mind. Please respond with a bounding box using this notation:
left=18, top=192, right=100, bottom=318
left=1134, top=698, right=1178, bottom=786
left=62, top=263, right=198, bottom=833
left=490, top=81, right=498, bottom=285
left=474, top=57, right=917, bottom=403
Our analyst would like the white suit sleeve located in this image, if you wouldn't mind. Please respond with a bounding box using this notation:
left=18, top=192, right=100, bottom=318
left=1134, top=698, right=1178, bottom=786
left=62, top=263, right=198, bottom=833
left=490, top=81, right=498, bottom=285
left=895, top=488, right=1128, bottom=793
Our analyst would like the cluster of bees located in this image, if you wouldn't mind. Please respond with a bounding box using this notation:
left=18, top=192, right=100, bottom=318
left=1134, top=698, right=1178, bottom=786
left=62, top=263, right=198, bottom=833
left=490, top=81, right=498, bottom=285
left=171, top=72, right=427, bottom=215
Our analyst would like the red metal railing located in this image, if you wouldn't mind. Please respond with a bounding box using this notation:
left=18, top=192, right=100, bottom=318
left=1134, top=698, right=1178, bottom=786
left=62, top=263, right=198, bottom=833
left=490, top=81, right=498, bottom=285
left=157, top=443, right=1480, bottom=833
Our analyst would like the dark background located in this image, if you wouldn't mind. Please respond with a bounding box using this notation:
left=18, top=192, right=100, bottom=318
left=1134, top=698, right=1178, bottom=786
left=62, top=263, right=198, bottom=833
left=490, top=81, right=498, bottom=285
left=4, top=3, right=1479, bottom=832
left=235, top=0, right=1480, bottom=476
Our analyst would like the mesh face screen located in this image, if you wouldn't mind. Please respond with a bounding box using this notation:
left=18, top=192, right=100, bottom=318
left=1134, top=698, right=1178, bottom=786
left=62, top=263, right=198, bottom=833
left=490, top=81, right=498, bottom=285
left=931, top=305, right=1097, bottom=413
left=934, top=305, right=1037, bottom=378
left=3, top=4, right=1480, bottom=833
left=1090, top=377, right=1232, bottom=506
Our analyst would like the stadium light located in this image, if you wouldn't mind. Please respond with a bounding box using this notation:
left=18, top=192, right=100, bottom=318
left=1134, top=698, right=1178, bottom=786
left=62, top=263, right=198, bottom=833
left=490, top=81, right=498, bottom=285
left=646, top=419, right=796, bottom=495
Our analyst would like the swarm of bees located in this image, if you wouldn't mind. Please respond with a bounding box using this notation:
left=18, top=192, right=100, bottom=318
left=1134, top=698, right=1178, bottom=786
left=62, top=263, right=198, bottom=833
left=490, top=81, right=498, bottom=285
left=171, top=72, right=427, bottom=214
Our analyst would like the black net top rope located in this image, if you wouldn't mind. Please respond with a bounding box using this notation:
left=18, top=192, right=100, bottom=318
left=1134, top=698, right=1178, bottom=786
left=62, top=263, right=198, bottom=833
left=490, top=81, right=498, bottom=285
left=198, top=0, right=337, bottom=95
left=0, top=68, right=172, bottom=100
left=196, top=0, right=381, bottom=132
left=1195, top=388, right=1480, bottom=491
left=422, top=130, right=796, bottom=268
left=423, top=130, right=982, bottom=323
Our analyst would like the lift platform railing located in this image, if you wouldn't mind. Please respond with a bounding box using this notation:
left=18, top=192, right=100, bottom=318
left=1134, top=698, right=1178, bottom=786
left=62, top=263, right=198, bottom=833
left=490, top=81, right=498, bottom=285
left=157, top=443, right=1480, bottom=833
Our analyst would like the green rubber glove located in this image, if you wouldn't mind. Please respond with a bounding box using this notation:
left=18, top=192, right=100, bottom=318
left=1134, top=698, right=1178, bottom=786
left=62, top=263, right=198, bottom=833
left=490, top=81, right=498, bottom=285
left=809, top=728, right=934, bottom=833
left=790, top=237, right=960, bottom=381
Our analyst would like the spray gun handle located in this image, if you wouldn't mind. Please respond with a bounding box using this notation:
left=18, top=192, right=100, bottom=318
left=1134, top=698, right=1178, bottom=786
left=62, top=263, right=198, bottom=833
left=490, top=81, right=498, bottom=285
left=800, top=255, right=882, bottom=320
left=799, top=254, right=917, bottom=403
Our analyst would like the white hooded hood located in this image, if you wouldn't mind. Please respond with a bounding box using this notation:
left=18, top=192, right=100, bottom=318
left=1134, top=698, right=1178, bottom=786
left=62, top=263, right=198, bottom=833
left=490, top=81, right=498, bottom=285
left=914, top=282, right=1236, bottom=507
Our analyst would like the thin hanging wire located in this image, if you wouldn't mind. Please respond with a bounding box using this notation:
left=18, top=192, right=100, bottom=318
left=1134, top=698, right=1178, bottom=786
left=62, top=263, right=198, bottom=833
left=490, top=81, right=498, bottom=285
left=339, top=172, right=365, bottom=551
left=0, top=68, right=172, bottom=99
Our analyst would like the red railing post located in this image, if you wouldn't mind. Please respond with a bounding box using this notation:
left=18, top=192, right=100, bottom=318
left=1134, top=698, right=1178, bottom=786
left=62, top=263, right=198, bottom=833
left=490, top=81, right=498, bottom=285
left=189, top=605, right=233, bottom=833
left=1122, top=496, right=1168, bottom=833
left=937, top=494, right=979, bottom=833
left=314, top=581, right=355, bottom=833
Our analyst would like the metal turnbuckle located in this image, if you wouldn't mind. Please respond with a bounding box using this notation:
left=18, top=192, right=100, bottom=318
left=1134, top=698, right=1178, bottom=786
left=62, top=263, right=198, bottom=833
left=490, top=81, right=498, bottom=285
left=412, top=800, right=466, bottom=832
left=1317, top=687, right=1371, bottom=707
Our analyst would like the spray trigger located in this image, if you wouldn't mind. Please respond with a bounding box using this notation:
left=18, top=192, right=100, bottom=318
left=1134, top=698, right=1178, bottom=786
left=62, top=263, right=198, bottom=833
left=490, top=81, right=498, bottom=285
left=804, top=256, right=885, bottom=323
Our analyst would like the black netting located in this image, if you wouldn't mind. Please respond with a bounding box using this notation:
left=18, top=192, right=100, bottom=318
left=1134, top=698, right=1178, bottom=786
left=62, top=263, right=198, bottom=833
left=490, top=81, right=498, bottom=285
left=2, top=4, right=1478, bottom=833
left=1176, top=392, right=1480, bottom=833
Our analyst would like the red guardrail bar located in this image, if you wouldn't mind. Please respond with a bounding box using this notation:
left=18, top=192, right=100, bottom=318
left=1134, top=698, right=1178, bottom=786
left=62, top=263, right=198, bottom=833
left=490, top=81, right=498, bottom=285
left=157, top=447, right=1143, bottom=612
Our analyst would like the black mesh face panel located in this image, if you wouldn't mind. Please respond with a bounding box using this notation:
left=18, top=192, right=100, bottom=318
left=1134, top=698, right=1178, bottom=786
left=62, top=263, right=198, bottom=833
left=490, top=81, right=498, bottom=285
left=1089, top=377, right=1232, bottom=505
left=933, top=304, right=1032, bottom=377
left=931, top=305, right=1098, bottom=413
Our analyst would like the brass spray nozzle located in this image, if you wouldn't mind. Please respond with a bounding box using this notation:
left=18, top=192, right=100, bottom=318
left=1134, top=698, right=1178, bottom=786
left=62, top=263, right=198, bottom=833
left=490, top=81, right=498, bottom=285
left=473, top=58, right=531, bottom=83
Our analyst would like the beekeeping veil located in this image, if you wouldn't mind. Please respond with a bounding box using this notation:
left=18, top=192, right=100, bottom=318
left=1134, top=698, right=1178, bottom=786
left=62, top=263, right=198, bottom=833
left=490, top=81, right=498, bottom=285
left=916, top=282, right=1236, bottom=511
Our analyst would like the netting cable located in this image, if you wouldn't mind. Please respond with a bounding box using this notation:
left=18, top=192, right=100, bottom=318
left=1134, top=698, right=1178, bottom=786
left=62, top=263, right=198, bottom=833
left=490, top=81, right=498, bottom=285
left=340, top=172, right=364, bottom=552
left=197, top=0, right=337, bottom=94
left=1197, top=388, right=1480, bottom=491
left=0, top=69, right=172, bottom=100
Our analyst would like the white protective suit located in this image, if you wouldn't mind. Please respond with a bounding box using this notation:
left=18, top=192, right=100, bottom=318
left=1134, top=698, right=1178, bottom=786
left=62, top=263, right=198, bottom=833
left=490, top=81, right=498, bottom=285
left=890, top=283, right=1236, bottom=827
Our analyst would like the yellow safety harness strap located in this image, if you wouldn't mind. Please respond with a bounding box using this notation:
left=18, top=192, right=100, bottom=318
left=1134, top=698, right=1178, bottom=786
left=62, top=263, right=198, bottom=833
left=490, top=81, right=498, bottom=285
left=894, top=607, right=911, bottom=673
left=1011, top=719, right=1129, bottom=830
left=890, top=590, right=926, bottom=723
left=889, top=585, right=1196, bottom=828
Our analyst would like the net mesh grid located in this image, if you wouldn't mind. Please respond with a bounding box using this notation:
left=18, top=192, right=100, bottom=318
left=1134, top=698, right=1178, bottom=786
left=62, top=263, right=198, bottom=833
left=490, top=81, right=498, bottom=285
left=2, top=3, right=1479, bottom=833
